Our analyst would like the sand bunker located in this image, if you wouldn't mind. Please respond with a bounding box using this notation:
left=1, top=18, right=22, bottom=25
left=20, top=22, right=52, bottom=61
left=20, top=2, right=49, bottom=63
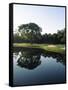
left=61, top=47, right=65, bottom=50
left=47, top=45, right=56, bottom=47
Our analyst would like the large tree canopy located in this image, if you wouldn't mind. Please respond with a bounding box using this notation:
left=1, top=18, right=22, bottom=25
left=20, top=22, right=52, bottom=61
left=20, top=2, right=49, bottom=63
left=18, top=23, right=42, bottom=33
left=17, top=23, right=42, bottom=43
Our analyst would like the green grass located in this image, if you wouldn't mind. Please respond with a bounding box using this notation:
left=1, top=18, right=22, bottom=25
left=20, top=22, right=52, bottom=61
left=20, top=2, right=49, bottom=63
left=13, top=43, right=65, bottom=54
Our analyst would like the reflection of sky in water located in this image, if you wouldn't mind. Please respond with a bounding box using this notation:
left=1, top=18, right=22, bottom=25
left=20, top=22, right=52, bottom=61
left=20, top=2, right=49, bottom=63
left=13, top=49, right=65, bottom=86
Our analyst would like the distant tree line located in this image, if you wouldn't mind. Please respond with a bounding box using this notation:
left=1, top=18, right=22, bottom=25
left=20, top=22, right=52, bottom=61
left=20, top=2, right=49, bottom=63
left=42, top=29, right=66, bottom=44
left=13, top=23, right=66, bottom=44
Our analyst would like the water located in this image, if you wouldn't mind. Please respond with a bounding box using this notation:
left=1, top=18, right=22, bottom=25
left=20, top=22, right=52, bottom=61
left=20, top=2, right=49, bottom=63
left=13, top=47, right=66, bottom=86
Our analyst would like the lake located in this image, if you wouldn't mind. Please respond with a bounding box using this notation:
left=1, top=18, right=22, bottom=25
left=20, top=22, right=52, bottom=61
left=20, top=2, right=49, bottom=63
left=13, top=47, right=66, bottom=86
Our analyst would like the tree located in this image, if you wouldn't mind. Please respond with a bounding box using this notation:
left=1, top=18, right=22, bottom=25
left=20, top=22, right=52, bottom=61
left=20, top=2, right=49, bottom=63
left=41, top=28, right=66, bottom=44
left=18, top=23, right=42, bottom=43
left=57, top=28, right=66, bottom=44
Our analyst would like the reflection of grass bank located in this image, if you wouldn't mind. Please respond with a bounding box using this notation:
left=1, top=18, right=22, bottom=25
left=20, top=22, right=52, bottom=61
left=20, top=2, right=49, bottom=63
left=13, top=43, right=65, bottom=54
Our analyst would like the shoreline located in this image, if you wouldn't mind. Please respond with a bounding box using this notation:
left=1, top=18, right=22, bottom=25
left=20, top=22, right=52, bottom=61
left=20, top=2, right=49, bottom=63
left=13, top=43, right=65, bottom=54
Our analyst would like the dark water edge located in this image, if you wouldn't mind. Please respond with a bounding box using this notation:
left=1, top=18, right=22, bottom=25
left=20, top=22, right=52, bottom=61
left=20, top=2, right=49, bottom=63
left=13, top=47, right=66, bottom=86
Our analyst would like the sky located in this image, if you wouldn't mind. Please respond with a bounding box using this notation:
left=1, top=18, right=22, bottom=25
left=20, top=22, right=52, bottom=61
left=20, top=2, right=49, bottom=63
left=13, top=4, right=65, bottom=34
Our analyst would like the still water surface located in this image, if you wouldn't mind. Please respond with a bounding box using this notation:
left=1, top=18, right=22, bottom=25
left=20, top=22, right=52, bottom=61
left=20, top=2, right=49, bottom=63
left=13, top=47, right=66, bottom=86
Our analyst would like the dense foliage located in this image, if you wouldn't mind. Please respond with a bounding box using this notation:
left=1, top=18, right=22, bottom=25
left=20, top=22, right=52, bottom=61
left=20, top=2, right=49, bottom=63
left=13, top=23, right=66, bottom=44
left=42, top=28, right=66, bottom=44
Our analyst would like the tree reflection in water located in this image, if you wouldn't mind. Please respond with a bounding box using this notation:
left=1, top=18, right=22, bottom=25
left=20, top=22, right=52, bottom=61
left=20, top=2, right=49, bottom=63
left=14, top=48, right=41, bottom=70
left=13, top=47, right=66, bottom=70
left=42, top=51, right=66, bottom=65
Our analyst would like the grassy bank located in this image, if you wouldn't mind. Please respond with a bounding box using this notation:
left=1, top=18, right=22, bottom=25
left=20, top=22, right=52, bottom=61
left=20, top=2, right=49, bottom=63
left=13, top=43, right=65, bottom=54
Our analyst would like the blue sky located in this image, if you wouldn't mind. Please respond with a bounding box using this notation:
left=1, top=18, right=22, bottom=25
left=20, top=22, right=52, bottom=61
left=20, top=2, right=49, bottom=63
left=14, top=4, right=65, bottom=34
